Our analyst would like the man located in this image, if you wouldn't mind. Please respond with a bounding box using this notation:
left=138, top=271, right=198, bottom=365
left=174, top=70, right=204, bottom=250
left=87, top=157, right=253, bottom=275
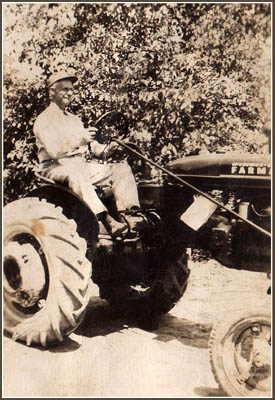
left=34, top=70, right=142, bottom=238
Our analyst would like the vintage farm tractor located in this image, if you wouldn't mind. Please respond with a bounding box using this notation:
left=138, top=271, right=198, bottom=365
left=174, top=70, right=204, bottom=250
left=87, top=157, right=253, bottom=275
left=154, top=149, right=271, bottom=397
left=164, top=151, right=271, bottom=397
left=3, top=113, right=271, bottom=396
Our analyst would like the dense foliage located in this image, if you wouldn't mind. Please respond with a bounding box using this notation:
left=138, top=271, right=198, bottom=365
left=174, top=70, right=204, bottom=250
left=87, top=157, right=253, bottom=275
left=3, top=3, right=271, bottom=204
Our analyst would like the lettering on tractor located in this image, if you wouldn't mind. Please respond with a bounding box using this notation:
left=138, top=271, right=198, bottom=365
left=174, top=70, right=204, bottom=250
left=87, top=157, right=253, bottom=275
left=231, top=162, right=271, bottom=176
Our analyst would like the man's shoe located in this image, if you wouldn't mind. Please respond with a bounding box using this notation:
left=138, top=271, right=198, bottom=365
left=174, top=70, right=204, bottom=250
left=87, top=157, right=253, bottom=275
left=103, top=214, right=128, bottom=239
left=97, top=222, right=113, bottom=252
left=98, top=221, right=110, bottom=237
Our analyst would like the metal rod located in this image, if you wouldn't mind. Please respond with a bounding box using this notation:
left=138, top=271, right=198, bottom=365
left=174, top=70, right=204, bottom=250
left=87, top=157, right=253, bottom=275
left=115, top=139, right=271, bottom=239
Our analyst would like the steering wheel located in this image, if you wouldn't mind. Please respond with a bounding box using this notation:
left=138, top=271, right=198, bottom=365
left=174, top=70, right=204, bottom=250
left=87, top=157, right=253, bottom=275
left=94, top=111, right=129, bottom=144
left=93, top=111, right=147, bottom=174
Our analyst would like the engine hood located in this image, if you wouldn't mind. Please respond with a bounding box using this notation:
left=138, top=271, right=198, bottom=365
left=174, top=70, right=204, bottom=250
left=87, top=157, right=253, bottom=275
left=166, top=153, right=271, bottom=178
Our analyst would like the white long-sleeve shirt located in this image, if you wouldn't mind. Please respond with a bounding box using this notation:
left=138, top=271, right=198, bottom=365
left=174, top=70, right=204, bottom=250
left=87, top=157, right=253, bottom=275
left=34, top=102, right=109, bottom=162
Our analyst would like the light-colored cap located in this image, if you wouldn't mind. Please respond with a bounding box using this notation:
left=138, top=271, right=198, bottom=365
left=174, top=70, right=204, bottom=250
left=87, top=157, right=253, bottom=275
left=47, top=71, right=77, bottom=88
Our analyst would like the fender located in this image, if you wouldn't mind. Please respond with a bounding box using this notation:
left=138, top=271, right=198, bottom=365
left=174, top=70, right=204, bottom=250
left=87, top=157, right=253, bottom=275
left=26, top=184, right=98, bottom=246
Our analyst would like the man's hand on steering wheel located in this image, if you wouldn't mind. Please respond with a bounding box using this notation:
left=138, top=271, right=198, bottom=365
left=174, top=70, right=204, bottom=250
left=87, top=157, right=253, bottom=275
left=106, top=138, right=133, bottom=156
left=105, top=140, right=120, bottom=156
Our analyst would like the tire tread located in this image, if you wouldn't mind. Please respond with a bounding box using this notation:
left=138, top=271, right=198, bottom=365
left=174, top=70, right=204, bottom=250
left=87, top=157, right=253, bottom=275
left=4, top=197, right=93, bottom=346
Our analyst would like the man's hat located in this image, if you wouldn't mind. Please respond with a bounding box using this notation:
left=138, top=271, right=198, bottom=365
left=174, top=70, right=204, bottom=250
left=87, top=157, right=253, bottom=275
left=47, top=71, right=78, bottom=88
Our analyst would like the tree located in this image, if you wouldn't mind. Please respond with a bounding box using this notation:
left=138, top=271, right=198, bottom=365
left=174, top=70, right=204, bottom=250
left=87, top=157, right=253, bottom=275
left=3, top=3, right=271, bottom=204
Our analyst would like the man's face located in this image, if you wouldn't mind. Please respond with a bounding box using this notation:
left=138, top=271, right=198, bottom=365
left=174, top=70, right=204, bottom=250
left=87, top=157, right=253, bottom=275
left=51, top=79, right=74, bottom=110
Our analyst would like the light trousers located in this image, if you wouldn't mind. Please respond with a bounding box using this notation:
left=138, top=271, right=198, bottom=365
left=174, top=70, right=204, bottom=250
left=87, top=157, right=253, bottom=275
left=41, top=156, right=140, bottom=215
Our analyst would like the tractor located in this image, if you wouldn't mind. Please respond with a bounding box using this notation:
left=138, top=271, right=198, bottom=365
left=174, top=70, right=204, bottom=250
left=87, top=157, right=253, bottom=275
left=3, top=114, right=271, bottom=396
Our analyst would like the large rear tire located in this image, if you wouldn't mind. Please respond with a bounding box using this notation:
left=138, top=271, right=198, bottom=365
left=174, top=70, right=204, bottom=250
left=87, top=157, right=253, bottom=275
left=209, top=307, right=271, bottom=397
left=4, top=197, right=91, bottom=347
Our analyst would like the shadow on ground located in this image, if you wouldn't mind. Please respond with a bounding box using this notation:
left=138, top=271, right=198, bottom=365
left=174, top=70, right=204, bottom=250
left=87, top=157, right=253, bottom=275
left=75, top=296, right=213, bottom=350
left=74, top=296, right=128, bottom=338
left=4, top=295, right=213, bottom=355
left=151, top=313, right=212, bottom=349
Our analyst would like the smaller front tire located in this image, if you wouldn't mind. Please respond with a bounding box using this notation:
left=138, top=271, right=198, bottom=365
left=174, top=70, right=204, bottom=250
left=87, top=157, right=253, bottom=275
left=209, top=307, right=271, bottom=397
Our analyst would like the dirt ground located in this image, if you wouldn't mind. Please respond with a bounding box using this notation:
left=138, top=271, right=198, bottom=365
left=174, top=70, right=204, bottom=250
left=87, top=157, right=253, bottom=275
left=3, top=259, right=270, bottom=398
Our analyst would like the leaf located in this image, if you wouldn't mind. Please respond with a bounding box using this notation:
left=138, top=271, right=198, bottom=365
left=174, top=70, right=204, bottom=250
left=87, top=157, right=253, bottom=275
left=3, top=2, right=271, bottom=203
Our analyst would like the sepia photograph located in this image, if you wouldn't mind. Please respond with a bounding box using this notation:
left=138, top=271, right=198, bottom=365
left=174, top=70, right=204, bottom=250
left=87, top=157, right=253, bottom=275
left=3, top=2, right=271, bottom=397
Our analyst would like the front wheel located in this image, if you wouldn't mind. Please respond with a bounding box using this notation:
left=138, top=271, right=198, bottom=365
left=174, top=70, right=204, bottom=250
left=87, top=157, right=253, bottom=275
left=4, top=197, right=92, bottom=347
left=209, top=307, right=271, bottom=397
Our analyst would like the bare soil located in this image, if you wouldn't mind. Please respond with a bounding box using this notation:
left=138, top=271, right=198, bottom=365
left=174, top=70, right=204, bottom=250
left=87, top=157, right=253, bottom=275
left=3, top=259, right=270, bottom=397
